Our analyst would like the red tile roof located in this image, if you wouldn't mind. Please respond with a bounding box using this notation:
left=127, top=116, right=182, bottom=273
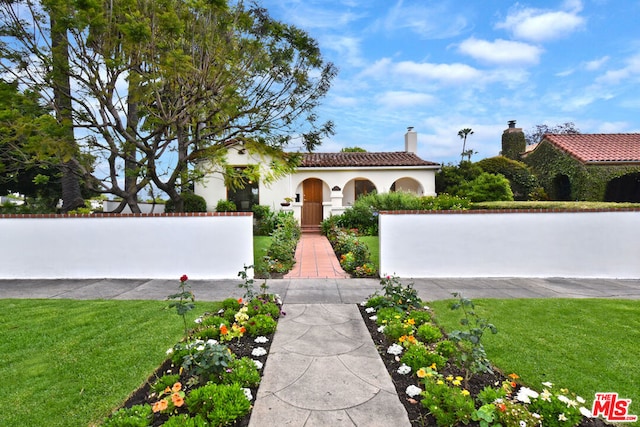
left=301, top=151, right=439, bottom=167
left=542, top=133, right=640, bottom=164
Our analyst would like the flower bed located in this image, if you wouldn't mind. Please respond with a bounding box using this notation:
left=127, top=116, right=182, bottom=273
left=102, top=275, right=283, bottom=426
left=360, top=276, right=609, bottom=427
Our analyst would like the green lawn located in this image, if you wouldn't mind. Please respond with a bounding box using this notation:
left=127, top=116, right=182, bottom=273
left=359, top=236, right=379, bottom=271
left=430, top=298, right=640, bottom=424
left=253, top=236, right=271, bottom=274
left=0, top=299, right=207, bottom=427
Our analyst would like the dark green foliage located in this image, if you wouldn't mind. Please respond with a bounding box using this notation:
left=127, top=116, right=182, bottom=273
left=102, top=404, right=152, bottom=427
left=214, top=199, right=237, bottom=212
left=246, top=299, right=280, bottom=318
left=421, top=377, right=475, bottom=426
left=458, top=172, right=514, bottom=202
left=407, top=310, right=431, bottom=326
left=435, top=340, right=457, bottom=359
left=383, top=320, right=415, bottom=341
left=163, top=414, right=208, bottom=427
left=436, top=162, right=483, bottom=195
left=221, top=298, right=241, bottom=311
left=476, top=385, right=507, bottom=406
left=219, top=357, right=261, bottom=388
left=180, top=342, right=234, bottom=384
left=376, top=307, right=404, bottom=325
left=264, top=211, right=300, bottom=275
left=185, top=383, right=251, bottom=426
left=501, top=129, right=526, bottom=160
left=415, top=323, right=443, bottom=343
left=400, top=343, right=446, bottom=371
left=151, top=374, right=181, bottom=394
left=245, top=314, right=278, bottom=336
left=477, top=156, right=539, bottom=200
left=524, top=140, right=640, bottom=201
left=165, top=193, right=207, bottom=212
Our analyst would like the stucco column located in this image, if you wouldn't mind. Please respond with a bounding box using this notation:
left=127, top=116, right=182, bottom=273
left=330, top=186, right=346, bottom=216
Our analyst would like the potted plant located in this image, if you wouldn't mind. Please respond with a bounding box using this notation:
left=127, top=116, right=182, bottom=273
left=280, top=197, right=293, bottom=207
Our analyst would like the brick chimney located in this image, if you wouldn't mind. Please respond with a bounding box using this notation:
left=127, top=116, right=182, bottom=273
left=405, top=127, right=417, bottom=154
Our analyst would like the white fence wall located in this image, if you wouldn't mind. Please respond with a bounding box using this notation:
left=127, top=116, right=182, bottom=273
left=380, top=210, right=640, bottom=278
left=0, top=213, right=253, bottom=279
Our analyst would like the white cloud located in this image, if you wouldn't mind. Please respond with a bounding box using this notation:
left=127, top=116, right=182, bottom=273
left=496, top=2, right=585, bottom=43
left=584, top=56, right=609, bottom=71
left=457, top=38, right=543, bottom=66
left=380, top=0, right=471, bottom=39
left=595, top=54, right=640, bottom=85
left=394, top=61, right=483, bottom=84
left=375, top=91, right=437, bottom=108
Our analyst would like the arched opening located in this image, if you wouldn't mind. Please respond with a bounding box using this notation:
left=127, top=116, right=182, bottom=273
left=390, top=177, right=423, bottom=194
left=552, top=174, right=572, bottom=201
left=605, top=172, right=640, bottom=202
left=343, top=178, right=377, bottom=205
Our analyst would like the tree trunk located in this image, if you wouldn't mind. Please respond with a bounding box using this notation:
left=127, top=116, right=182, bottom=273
left=50, top=11, right=84, bottom=212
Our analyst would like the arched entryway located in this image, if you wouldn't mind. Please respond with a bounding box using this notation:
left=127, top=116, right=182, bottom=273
left=302, top=178, right=324, bottom=227
left=605, top=172, right=640, bottom=202
left=552, top=174, right=572, bottom=201
left=390, top=177, right=423, bottom=194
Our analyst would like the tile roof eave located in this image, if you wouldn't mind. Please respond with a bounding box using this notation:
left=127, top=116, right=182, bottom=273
left=297, top=164, right=442, bottom=170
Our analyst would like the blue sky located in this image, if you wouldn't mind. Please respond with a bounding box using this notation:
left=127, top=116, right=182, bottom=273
left=261, top=0, right=640, bottom=164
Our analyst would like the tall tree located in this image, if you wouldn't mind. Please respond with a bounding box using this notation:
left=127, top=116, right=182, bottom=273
left=525, top=122, right=580, bottom=145
left=457, top=128, right=474, bottom=163
left=1, top=0, right=336, bottom=212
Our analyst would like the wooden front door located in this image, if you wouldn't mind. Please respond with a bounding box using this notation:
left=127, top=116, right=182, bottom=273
left=302, top=179, right=323, bottom=226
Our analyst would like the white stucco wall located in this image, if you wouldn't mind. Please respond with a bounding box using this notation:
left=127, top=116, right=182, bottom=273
left=380, top=210, right=640, bottom=278
left=0, top=213, right=253, bottom=279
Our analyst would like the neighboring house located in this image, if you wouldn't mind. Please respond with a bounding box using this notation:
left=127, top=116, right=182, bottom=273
left=522, top=133, right=640, bottom=202
left=194, top=128, right=440, bottom=227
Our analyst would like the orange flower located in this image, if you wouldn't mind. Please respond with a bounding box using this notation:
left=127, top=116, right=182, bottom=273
left=220, top=324, right=228, bottom=335
left=172, top=382, right=182, bottom=393
left=508, top=373, right=520, bottom=380
left=164, top=386, right=171, bottom=393
left=240, top=326, right=246, bottom=334
left=152, top=399, right=168, bottom=413
left=510, top=381, right=517, bottom=388
left=171, top=393, right=184, bottom=407
left=238, top=298, right=243, bottom=304
left=497, top=403, right=506, bottom=412
left=406, top=318, right=415, bottom=325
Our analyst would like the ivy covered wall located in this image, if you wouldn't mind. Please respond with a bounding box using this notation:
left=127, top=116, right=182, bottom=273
left=524, top=141, right=640, bottom=201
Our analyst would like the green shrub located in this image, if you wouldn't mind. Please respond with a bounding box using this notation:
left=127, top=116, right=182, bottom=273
left=458, top=172, right=514, bottom=202
left=435, top=340, right=457, bottom=359
left=186, top=383, right=251, bottom=426
left=421, top=377, right=475, bottom=426
left=436, top=162, right=483, bottom=195
left=178, top=341, right=234, bottom=384
left=151, top=374, right=181, bottom=394
left=220, top=357, right=261, bottom=388
left=214, top=199, right=237, bottom=212
left=246, top=299, right=280, bottom=318
left=400, top=343, right=446, bottom=372
left=407, top=310, right=431, bottom=326
left=476, top=385, right=507, bottom=406
left=383, top=320, right=415, bottom=342
left=163, top=414, right=208, bottom=427
left=253, top=205, right=276, bottom=235
left=200, top=315, right=228, bottom=329
left=477, top=156, right=539, bottom=201
left=194, top=326, right=219, bottom=340
left=102, top=404, right=152, bottom=427
left=376, top=307, right=404, bottom=326
left=165, top=192, right=207, bottom=212
left=415, top=323, right=443, bottom=343
left=245, top=314, right=277, bottom=336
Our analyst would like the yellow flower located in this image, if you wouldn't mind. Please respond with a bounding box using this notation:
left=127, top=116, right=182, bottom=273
left=452, top=379, right=462, bottom=386
left=436, top=379, right=444, bottom=385
left=445, top=375, right=453, bottom=382
left=455, top=376, right=463, bottom=381
left=430, top=363, right=437, bottom=370
left=417, top=368, right=427, bottom=378
left=461, top=389, right=470, bottom=396
left=406, top=318, right=416, bottom=325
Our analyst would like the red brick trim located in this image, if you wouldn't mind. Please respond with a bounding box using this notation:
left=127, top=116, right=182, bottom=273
left=379, top=208, right=640, bottom=215
left=0, top=212, right=253, bottom=219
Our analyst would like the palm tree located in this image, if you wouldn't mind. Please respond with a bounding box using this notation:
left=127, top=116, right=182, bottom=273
left=458, top=128, right=474, bottom=163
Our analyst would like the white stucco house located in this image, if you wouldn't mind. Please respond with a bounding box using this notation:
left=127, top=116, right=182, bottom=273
left=194, top=128, right=440, bottom=228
